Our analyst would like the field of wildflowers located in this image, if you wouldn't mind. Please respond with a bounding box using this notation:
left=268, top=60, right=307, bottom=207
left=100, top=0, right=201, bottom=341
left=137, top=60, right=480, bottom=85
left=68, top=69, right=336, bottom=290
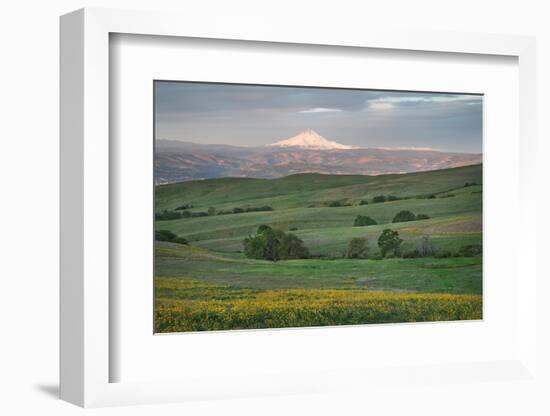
left=155, top=278, right=482, bottom=332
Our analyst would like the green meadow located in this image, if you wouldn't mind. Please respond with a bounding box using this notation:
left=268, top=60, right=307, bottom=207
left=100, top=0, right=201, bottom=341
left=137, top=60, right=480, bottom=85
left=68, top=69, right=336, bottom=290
left=155, top=164, right=483, bottom=332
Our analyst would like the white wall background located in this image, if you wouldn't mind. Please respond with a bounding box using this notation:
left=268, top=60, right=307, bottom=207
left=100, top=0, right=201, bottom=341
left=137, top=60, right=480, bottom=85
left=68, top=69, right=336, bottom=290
left=0, top=1, right=548, bottom=415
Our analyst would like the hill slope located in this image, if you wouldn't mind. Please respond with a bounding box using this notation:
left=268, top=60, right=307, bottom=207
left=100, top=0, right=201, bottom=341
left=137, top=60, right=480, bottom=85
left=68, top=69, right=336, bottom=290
left=156, top=164, right=482, bottom=256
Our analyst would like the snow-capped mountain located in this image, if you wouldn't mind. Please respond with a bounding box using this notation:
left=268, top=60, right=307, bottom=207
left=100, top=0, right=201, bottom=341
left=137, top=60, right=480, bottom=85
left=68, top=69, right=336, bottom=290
left=267, top=129, right=355, bottom=150
left=155, top=134, right=482, bottom=183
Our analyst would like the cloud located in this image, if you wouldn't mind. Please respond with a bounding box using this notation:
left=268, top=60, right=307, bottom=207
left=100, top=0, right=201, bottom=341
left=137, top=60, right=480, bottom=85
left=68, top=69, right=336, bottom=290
left=298, top=107, right=343, bottom=114
left=367, top=94, right=481, bottom=105
left=368, top=102, right=395, bottom=111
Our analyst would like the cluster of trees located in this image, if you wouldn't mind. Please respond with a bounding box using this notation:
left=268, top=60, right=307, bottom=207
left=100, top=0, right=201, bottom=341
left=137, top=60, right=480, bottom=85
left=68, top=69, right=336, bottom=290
left=156, top=209, right=209, bottom=220
left=243, top=225, right=309, bottom=261
left=392, top=210, right=430, bottom=223
left=347, top=232, right=481, bottom=260
left=346, top=229, right=403, bottom=259
left=156, top=205, right=274, bottom=221
left=155, top=229, right=188, bottom=245
left=329, top=195, right=407, bottom=207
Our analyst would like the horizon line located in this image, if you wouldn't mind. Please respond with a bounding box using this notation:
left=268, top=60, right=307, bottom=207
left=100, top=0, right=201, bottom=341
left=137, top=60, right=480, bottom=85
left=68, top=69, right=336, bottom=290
left=156, top=138, right=482, bottom=154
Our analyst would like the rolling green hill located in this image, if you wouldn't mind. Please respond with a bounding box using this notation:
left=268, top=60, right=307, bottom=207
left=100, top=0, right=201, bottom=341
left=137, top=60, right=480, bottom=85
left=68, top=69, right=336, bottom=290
left=156, top=164, right=482, bottom=211
left=156, top=164, right=482, bottom=256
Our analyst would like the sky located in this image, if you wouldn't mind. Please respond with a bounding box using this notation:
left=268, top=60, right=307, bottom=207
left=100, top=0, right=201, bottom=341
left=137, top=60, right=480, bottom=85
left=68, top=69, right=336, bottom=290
left=154, top=81, right=483, bottom=153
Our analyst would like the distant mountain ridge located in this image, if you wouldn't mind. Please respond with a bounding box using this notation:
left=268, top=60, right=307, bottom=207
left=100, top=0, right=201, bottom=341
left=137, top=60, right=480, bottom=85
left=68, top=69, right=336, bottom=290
left=155, top=130, right=481, bottom=184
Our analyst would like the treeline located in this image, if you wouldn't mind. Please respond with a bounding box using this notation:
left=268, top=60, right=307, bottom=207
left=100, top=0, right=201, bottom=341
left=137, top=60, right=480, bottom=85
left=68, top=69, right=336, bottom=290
left=345, top=231, right=481, bottom=260
left=321, top=182, right=481, bottom=207
left=156, top=205, right=273, bottom=221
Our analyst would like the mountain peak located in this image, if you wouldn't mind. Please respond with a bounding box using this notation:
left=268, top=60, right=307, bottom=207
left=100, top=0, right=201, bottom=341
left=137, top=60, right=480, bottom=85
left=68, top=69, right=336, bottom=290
left=267, top=130, right=355, bottom=150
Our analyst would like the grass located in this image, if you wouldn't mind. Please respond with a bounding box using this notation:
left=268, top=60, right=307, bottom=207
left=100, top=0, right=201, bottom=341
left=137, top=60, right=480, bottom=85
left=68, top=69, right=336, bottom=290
left=154, top=164, right=483, bottom=332
left=156, top=242, right=482, bottom=294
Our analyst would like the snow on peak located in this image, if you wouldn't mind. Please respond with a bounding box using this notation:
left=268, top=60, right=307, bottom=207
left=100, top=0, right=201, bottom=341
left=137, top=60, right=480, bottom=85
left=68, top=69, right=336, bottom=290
left=267, top=129, right=355, bottom=150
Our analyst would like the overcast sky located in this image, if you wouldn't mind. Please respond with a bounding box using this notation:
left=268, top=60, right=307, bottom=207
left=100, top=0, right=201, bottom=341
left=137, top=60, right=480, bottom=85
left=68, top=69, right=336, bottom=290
left=155, top=81, right=482, bottom=153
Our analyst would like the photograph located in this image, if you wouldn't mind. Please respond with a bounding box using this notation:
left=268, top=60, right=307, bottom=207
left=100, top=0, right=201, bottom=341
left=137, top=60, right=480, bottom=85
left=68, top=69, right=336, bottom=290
left=153, top=81, right=483, bottom=333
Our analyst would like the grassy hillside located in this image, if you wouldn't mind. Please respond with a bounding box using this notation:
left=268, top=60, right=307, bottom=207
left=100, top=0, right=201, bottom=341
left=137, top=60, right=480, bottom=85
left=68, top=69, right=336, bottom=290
left=156, top=165, right=482, bottom=256
left=154, top=164, right=483, bottom=332
left=156, top=164, right=482, bottom=211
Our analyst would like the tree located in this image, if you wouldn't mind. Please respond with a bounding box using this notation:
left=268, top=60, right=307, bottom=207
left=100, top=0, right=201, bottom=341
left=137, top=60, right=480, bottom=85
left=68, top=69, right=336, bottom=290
left=418, top=235, right=434, bottom=257
left=347, top=237, right=369, bottom=259
left=377, top=229, right=403, bottom=257
left=353, top=215, right=377, bottom=227
left=416, top=213, right=430, bottom=220
left=257, top=224, right=273, bottom=234
left=392, top=210, right=416, bottom=223
left=279, top=233, right=309, bottom=260
left=243, top=228, right=280, bottom=261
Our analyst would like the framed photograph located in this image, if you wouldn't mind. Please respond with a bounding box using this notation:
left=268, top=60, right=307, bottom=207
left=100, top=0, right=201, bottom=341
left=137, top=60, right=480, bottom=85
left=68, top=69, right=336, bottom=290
left=60, top=8, right=539, bottom=408
left=153, top=80, right=484, bottom=334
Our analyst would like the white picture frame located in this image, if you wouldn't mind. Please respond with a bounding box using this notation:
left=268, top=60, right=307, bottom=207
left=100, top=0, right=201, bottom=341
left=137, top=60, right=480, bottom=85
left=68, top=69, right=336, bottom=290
left=60, top=7, right=538, bottom=408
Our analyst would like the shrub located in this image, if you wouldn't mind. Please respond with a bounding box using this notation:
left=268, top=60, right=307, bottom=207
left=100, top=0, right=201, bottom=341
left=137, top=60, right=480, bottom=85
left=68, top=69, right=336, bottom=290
left=464, top=182, right=478, bottom=187
left=359, top=199, right=369, bottom=205
left=387, top=195, right=400, bottom=201
left=372, top=195, right=387, bottom=203
left=353, top=215, right=377, bottom=227
left=208, top=206, right=216, bottom=216
left=428, top=194, right=436, bottom=199
left=458, top=244, right=482, bottom=257
left=155, top=229, right=188, bottom=245
left=378, top=229, right=403, bottom=257
left=402, top=249, right=421, bottom=258
left=289, top=227, right=298, bottom=231
left=416, top=213, right=430, bottom=220
left=175, top=203, right=193, bottom=210
left=435, top=250, right=452, bottom=258
left=327, top=200, right=351, bottom=207
left=346, top=237, right=369, bottom=259
left=155, top=210, right=183, bottom=221
left=392, top=210, right=416, bottom=223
